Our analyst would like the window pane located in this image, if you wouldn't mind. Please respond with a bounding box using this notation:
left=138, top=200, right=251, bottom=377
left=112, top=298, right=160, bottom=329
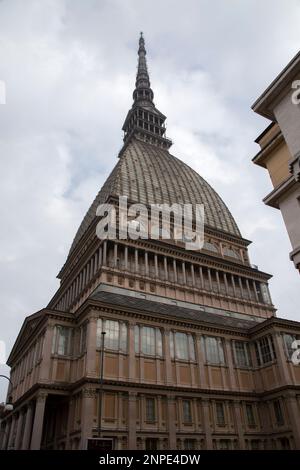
left=134, top=325, right=140, bottom=353
left=96, top=319, right=103, bottom=348
left=170, top=331, right=175, bottom=359
left=283, top=333, right=297, bottom=359
left=57, top=326, right=71, bottom=356
left=234, top=341, right=250, bottom=367
left=141, top=327, right=156, bottom=355
left=120, top=322, right=127, bottom=352
left=182, top=400, right=192, bottom=423
left=188, top=334, right=195, bottom=360
left=206, top=337, right=219, bottom=364
left=146, top=398, right=155, bottom=422
left=175, top=332, right=188, bottom=360
left=156, top=329, right=163, bottom=357
left=216, top=402, right=225, bottom=426
left=105, top=320, right=119, bottom=350
left=81, top=324, right=87, bottom=353
left=259, top=336, right=273, bottom=364
left=274, top=400, right=284, bottom=425
left=246, top=404, right=255, bottom=426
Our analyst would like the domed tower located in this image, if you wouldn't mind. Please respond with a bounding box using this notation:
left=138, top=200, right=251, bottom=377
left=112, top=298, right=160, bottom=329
left=7, top=35, right=300, bottom=454
left=49, top=33, right=274, bottom=322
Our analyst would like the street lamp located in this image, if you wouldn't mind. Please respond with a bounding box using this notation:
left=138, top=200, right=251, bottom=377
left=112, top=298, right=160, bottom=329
left=98, top=331, right=106, bottom=438
left=0, top=375, right=14, bottom=411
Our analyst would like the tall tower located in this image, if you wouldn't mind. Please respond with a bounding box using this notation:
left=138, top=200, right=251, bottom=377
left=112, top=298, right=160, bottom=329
left=2, top=35, right=300, bottom=452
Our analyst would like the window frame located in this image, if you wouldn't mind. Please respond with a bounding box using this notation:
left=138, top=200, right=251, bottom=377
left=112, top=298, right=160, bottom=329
left=134, top=325, right=163, bottom=357
left=170, top=331, right=196, bottom=361
left=145, top=397, right=156, bottom=423
left=96, top=318, right=128, bottom=353
left=201, top=335, right=226, bottom=365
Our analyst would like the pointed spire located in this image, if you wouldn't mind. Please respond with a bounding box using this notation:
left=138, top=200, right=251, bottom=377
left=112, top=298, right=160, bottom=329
left=121, top=33, right=172, bottom=152
left=133, top=32, right=154, bottom=104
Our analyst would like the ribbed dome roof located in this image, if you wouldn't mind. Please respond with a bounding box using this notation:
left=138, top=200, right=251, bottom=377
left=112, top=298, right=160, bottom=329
left=68, top=139, right=241, bottom=256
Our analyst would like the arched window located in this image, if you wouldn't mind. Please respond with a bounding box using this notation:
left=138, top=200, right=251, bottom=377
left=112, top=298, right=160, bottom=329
left=203, top=241, right=219, bottom=253
left=223, top=247, right=239, bottom=259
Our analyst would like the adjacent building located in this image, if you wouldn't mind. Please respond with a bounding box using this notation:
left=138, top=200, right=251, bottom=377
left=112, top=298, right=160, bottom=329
left=252, top=51, right=300, bottom=273
left=1, top=36, right=300, bottom=451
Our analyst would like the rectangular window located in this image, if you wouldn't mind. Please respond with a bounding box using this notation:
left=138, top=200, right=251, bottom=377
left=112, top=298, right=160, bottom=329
left=142, top=326, right=156, bottom=355
left=175, top=332, right=189, bottom=360
left=202, top=336, right=225, bottom=365
left=182, top=400, right=192, bottom=423
left=80, top=323, right=87, bottom=353
left=246, top=403, right=255, bottom=427
left=170, top=331, right=195, bottom=361
left=134, top=325, right=163, bottom=357
left=233, top=341, right=251, bottom=367
left=282, top=333, right=299, bottom=360
left=52, top=326, right=72, bottom=356
left=96, top=319, right=127, bottom=352
left=255, top=335, right=276, bottom=365
left=219, top=439, right=230, bottom=449
left=273, top=400, right=284, bottom=426
left=145, top=398, right=156, bottom=422
left=184, top=439, right=195, bottom=450
left=216, top=402, right=225, bottom=426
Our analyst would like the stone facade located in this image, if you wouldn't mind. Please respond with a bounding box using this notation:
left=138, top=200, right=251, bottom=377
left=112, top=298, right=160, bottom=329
left=1, top=36, right=300, bottom=451
left=252, top=51, right=300, bottom=273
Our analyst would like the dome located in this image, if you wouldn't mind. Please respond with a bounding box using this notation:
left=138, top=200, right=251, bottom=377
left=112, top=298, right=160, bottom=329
left=68, top=138, right=241, bottom=256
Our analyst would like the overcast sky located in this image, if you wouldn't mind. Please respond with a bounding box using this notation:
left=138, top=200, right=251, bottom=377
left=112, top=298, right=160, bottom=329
left=0, top=0, right=300, bottom=401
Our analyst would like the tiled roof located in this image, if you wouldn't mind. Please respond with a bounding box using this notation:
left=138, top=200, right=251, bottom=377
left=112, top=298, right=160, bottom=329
left=69, top=138, right=241, bottom=256
left=90, top=289, right=255, bottom=331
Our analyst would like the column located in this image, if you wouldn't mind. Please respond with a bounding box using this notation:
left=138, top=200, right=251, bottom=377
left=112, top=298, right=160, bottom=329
left=167, top=395, right=177, bottom=449
left=164, top=329, right=173, bottom=385
left=103, top=240, right=107, bottom=266
left=233, top=401, right=245, bottom=449
left=39, top=324, right=55, bottom=382
left=7, top=416, right=16, bottom=450
left=285, top=393, right=300, bottom=449
left=114, top=243, right=118, bottom=268
left=86, top=316, right=98, bottom=377
left=238, top=277, right=244, bottom=298
left=135, top=249, right=139, bottom=273
left=94, top=251, right=98, bottom=275
left=154, top=254, right=158, bottom=278
left=231, top=274, right=237, bottom=297
left=201, top=399, right=213, bottom=449
left=80, top=388, right=96, bottom=450
left=98, top=246, right=103, bottom=269
left=164, top=256, right=168, bottom=280
left=128, top=323, right=136, bottom=381
left=191, top=264, right=195, bottom=286
left=252, top=280, right=259, bottom=302
left=125, top=246, right=128, bottom=270
left=216, top=271, right=221, bottom=293
left=173, top=259, right=177, bottom=283
left=182, top=262, right=186, bottom=284
left=128, top=392, right=137, bottom=450
left=273, top=332, right=290, bottom=384
left=208, top=268, right=213, bottom=290
left=246, top=279, right=252, bottom=300
left=145, top=251, right=149, bottom=276
left=65, top=397, right=74, bottom=450
left=224, top=338, right=237, bottom=389
left=14, top=410, right=24, bottom=450
left=195, top=333, right=206, bottom=386
left=199, top=266, right=204, bottom=289
left=224, top=272, right=229, bottom=295
left=30, top=392, right=48, bottom=449
left=0, top=421, right=8, bottom=450
left=21, top=403, right=34, bottom=449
